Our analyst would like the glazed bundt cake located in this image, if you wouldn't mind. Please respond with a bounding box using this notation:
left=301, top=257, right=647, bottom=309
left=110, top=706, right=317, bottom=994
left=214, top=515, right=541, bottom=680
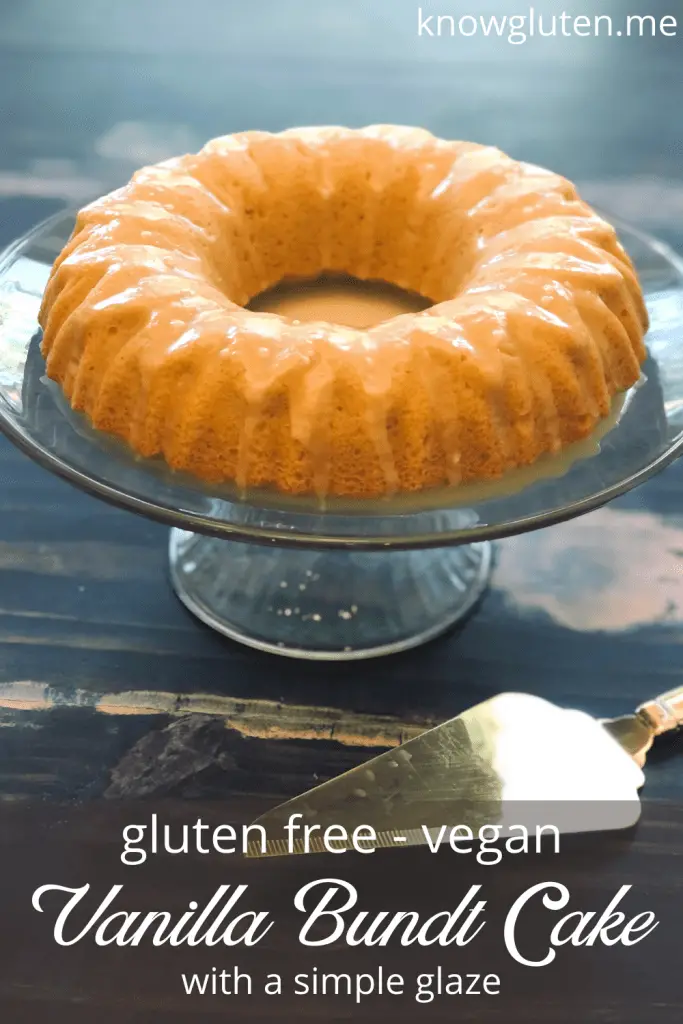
left=38, top=126, right=648, bottom=499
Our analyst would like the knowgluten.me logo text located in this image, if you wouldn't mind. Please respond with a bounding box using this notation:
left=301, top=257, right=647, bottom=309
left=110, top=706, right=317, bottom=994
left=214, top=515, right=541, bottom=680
left=417, top=6, right=678, bottom=44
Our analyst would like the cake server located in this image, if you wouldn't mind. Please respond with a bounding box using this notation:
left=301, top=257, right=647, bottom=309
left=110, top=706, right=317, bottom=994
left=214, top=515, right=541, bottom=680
left=245, top=687, right=682, bottom=857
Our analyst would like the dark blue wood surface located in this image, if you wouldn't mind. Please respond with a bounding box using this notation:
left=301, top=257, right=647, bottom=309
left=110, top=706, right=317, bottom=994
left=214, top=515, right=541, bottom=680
left=0, top=3, right=682, bottom=1019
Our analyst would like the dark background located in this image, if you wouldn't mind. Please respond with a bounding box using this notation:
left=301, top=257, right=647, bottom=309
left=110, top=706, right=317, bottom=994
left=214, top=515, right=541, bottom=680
left=0, top=1, right=682, bottom=1020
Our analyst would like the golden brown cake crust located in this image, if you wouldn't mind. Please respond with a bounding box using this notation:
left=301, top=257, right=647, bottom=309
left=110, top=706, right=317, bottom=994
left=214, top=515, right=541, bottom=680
left=38, top=125, right=648, bottom=498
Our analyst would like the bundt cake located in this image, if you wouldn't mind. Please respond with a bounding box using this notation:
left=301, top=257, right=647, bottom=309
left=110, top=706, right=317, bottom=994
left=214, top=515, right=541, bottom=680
left=38, top=125, right=648, bottom=499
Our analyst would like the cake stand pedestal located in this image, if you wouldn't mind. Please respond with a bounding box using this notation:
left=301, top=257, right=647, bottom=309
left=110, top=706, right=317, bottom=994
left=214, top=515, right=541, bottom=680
left=1, top=212, right=683, bottom=660
left=169, top=529, right=491, bottom=659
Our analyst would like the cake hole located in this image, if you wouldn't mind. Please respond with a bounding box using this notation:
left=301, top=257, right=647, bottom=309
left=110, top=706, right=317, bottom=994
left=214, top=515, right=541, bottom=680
left=247, top=273, right=432, bottom=329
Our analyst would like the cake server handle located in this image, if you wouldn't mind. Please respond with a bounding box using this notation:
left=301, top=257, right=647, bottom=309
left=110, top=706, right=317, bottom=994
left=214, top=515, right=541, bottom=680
left=601, top=686, right=683, bottom=766
left=636, top=687, right=683, bottom=737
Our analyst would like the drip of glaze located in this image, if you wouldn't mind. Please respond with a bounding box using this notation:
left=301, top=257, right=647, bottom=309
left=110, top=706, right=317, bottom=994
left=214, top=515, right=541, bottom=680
left=40, top=371, right=637, bottom=518
left=250, top=273, right=433, bottom=496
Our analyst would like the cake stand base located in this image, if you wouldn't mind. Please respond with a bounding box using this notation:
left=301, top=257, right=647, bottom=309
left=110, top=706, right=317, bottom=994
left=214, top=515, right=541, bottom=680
left=168, top=529, right=493, bottom=660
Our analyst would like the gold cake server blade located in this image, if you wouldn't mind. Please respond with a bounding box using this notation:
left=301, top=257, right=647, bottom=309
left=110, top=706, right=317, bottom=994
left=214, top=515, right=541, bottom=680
left=245, top=687, right=683, bottom=857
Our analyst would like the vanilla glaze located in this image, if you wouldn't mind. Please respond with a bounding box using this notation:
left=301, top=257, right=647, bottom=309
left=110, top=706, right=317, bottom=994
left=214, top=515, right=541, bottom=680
left=38, top=126, right=649, bottom=499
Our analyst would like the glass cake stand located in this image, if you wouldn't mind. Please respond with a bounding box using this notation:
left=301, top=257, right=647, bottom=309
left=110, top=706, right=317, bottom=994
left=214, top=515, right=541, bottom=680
left=1, top=212, right=683, bottom=659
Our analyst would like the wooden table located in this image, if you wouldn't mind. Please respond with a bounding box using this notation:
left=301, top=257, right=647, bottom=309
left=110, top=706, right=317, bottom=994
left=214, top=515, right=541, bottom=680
left=0, top=2, right=681, bottom=1019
